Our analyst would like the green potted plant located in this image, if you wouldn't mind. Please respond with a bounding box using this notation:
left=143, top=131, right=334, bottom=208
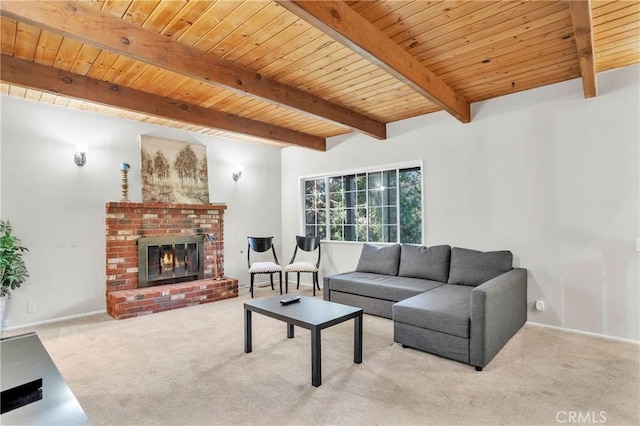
left=0, top=220, right=29, bottom=328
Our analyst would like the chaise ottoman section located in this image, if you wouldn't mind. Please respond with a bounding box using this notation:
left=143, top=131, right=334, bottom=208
left=393, top=285, right=472, bottom=338
left=393, top=285, right=473, bottom=364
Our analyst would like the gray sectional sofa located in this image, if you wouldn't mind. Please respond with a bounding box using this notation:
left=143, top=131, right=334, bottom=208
left=323, top=243, right=527, bottom=370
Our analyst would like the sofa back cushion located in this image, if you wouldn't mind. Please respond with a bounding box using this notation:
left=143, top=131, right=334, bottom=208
left=447, top=247, right=513, bottom=286
left=398, top=244, right=451, bottom=282
left=356, top=243, right=401, bottom=276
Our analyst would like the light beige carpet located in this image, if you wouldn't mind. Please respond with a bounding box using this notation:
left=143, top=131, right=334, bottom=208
left=2, top=288, right=639, bottom=425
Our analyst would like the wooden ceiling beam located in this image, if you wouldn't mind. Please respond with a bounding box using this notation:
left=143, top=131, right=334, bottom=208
left=0, top=55, right=326, bottom=151
left=276, top=0, right=471, bottom=123
left=568, top=0, right=597, bottom=98
left=0, top=0, right=385, bottom=140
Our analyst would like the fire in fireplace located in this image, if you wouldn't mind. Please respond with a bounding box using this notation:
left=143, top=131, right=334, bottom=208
left=138, top=236, right=205, bottom=288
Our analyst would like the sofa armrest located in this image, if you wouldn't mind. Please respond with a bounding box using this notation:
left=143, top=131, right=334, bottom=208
left=323, top=276, right=331, bottom=301
left=469, top=268, right=527, bottom=368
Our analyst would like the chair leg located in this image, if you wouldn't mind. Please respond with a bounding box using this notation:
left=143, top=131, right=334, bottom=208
left=270, top=274, right=274, bottom=290
left=315, top=272, right=320, bottom=290
left=278, top=271, right=283, bottom=295
left=250, top=274, right=254, bottom=298
left=296, top=272, right=300, bottom=290
left=285, top=272, right=289, bottom=294
left=312, top=273, right=316, bottom=297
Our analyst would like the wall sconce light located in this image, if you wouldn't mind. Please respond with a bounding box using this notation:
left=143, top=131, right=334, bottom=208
left=74, top=144, right=87, bottom=167
left=232, top=165, right=244, bottom=181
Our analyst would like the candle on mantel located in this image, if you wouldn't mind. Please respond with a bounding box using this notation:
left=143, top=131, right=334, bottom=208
left=120, top=163, right=130, bottom=202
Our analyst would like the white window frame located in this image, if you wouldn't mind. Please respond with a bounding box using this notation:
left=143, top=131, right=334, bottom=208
left=298, top=160, right=424, bottom=244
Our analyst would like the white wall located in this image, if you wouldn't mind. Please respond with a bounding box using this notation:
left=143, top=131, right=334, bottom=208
left=281, top=65, right=640, bottom=341
left=0, top=96, right=281, bottom=327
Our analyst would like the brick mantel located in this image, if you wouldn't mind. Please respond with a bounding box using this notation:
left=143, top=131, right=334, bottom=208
left=105, top=202, right=238, bottom=319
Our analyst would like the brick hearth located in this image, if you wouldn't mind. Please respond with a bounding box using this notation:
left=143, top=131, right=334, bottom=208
left=105, top=202, right=238, bottom=319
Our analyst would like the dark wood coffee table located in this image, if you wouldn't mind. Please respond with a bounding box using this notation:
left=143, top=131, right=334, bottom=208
left=244, top=295, right=363, bottom=387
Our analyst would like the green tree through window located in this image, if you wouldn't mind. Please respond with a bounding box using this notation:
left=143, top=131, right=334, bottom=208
left=303, top=166, right=422, bottom=243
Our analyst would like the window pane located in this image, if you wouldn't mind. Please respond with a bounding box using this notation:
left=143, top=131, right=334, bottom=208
left=384, top=170, right=397, bottom=187
left=386, top=189, right=396, bottom=205
left=329, top=176, right=343, bottom=192
left=317, top=195, right=326, bottom=209
left=331, top=225, right=343, bottom=240
left=368, top=225, right=382, bottom=242
left=356, top=174, right=366, bottom=191
left=344, top=225, right=356, bottom=241
left=344, top=174, right=357, bottom=191
left=368, top=190, right=381, bottom=207
left=356, top=225, right=367, bottom=241
left=305, top=210, right=316, bottom=225
left=317, top=210, right=326, bottom=224
left=329, top=191, right=343, bottom=207
left=305, top=180, right=314, bottom=193
left=387, top=226, right=397, bottom=242
left=368, top=172, right=382, bottom=190
left=356, top=190, right=366, bottom=206
left=317, top=226, right=326, bottom=240
left=330, top=209, right=344, bottom=225
left=305, top=195, right=314, bottom=210
left=388, top=207, right=397, bottom=224
left=305, top=225, right=315, bottom=237
left=369, top=207, right=382, bottom=225
left=345, top=208, right=356, bottom=225
left=345, top=191, right=356, bottom=207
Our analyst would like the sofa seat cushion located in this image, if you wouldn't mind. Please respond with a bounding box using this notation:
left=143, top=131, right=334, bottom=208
left=284, top=261, right=317, bottom=272
left=327, top=272, right=444, bottom=302
left=392, top=285, right=472, bottom=338
left=248, top=262, right=282, bottom=273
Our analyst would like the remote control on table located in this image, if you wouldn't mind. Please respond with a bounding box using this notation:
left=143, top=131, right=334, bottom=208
left=280, top=296, right=301, bottom=305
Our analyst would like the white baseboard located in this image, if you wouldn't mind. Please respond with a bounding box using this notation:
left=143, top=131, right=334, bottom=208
left=1, top=310, right=107, bottom=332
left=526, top=321, right=640, bottom=345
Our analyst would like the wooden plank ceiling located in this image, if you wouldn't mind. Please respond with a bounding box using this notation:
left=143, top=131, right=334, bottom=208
left=1, top=1, right=638, bottom=151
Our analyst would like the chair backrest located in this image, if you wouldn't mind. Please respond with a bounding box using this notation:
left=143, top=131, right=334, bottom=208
left=296, top=235, right=321, bottom=252
left=289, top=236, right=322, bottom=266
left=248, top=236, right=273, bottom=253
left=247, top=236, right=279, bottom=266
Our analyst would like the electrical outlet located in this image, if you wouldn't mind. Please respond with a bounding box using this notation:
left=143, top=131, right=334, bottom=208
left=27, top=301, right=37, bottom=313
left=535, top=300, right=545, bottom=312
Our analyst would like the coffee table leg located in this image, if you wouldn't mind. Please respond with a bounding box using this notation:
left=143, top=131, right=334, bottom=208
left=354, top=313, right=362, bottom=364
left=287, top=323, right=294, bottom=338
left=311, top=327, right=321, bottom=387
left=244, top=309, right=252, bottom=353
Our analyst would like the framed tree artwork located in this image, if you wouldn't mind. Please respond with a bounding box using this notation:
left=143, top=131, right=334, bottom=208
left=140, top=135, right=209, bottom=204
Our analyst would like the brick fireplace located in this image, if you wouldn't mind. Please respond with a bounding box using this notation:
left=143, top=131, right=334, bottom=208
left=105, top=202, right=238, bottom=319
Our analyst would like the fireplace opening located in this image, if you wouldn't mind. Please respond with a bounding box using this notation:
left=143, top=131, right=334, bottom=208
left=138, top=236, right=205, bottom=288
